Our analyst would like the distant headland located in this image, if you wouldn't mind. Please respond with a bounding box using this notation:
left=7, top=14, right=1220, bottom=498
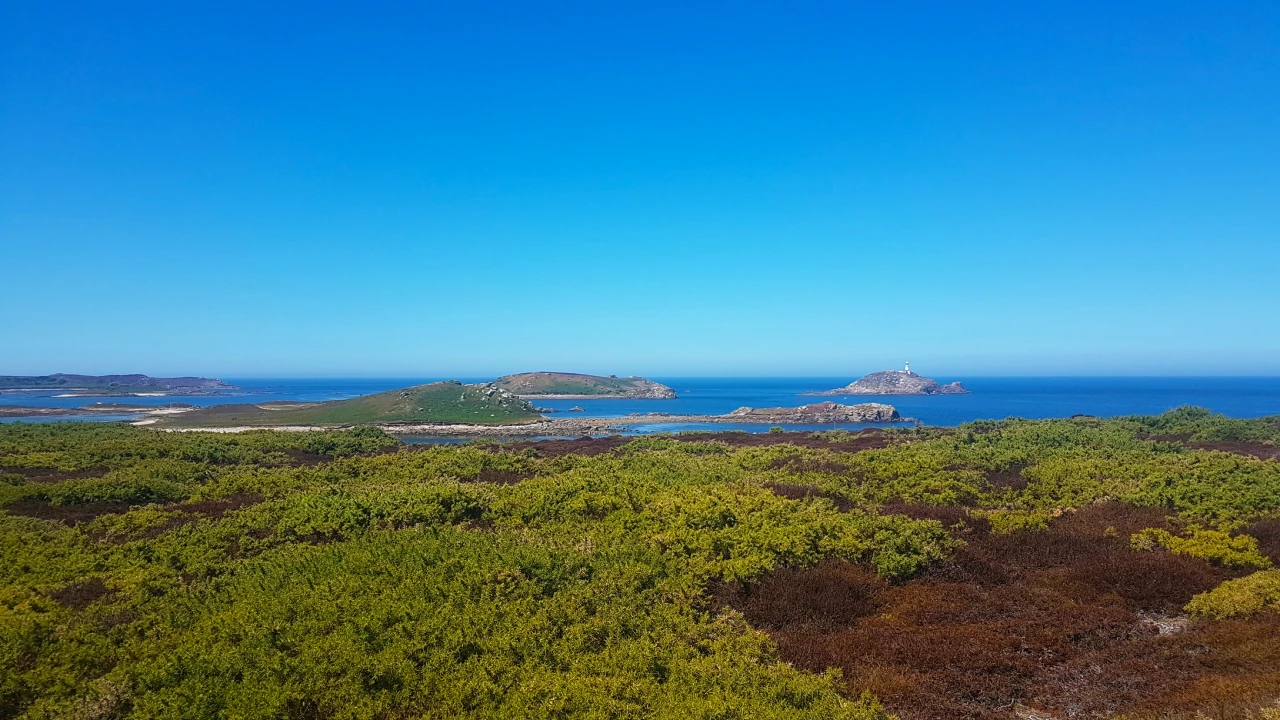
left=806, top=364, right=969, bottom=396
left=492, top=372, right=677, bottom=399
left=0, top=373, right=237, bottom=396
left=144, top=381, right=541, bottom=429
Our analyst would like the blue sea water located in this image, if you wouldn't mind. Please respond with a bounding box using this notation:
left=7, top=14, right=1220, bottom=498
left=3, top=377, right=1280, bottom=429
left=522, top=377, right=1280, bottom=426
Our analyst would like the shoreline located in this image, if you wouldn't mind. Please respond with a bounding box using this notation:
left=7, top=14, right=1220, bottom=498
left=0, top=404, right=196, bottom=419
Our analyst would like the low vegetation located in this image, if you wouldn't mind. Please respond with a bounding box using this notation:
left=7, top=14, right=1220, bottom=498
left=1188, top=569, right=1280, bottom=619
left=1132, top=526, right=1273, bottom=568
left=2, top=407, right=1280, bottom=719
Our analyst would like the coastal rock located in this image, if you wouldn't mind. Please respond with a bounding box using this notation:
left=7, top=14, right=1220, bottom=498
left=726, top=402, right=900, bottom=423
left=806, top=370, right=970, bottom=396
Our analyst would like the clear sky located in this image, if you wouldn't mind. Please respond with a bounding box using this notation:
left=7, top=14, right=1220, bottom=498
left=2, top=2, right=1278, bottom=378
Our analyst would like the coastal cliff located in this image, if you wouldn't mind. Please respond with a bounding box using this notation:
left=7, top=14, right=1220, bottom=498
left=807, top=370, right=969, bottom=396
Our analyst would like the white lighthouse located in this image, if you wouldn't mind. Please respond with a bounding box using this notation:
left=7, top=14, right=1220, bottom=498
left=903, top=361, right=910, bottom=374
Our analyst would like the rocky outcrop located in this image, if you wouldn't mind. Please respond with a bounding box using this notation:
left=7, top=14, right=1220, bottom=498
left=806, top=371, right=969, bottom=396
left=725, top=402, right=900, bottom=423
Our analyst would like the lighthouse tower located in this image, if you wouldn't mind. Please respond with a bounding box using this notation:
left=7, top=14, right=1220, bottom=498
left=903, top=361, right=910, bottom=374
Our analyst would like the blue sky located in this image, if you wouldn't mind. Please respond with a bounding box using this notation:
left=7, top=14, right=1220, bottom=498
left=2, top=1, right=1278, bottom=377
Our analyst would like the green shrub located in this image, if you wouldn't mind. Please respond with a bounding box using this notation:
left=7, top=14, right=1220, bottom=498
left=1131, top=526, right=1272, bottom=569
left=983, top=509, right=1053, bottom=535
left=6, top=413, right=1280, bottom=718
left=1121, top=405, right=1280, bottom=445
left=122, top=530, right=884, bottom=720
left=1186, top=569, right=1280, bottom=619
left=42, top=477, right=190, bottom=506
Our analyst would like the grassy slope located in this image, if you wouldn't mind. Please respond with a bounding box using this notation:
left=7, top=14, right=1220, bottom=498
left=493, top=372, right=666, bottom=396
left=156, top=382, right=542, bottom=428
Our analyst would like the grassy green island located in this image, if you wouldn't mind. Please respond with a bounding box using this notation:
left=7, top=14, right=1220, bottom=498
left=3, top=408, right=1280, bottom=718
left=149, top=382, right=542, bottom=429
left=492, top=372, right=677, bottom=399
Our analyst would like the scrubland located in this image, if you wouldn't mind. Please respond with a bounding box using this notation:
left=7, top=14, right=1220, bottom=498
left=3, top=407, right=1280, bottom=719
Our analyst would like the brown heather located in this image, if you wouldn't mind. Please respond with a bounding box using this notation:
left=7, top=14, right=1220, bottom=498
left=715, top=504, right=1280, bottom=720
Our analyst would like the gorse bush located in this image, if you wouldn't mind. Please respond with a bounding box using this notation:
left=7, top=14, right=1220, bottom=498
left=981, top=508, right=1053, bottom=535
left=1186, top=569, right=1280, bottom=619
left=3, top=409, right=1280, bottom=718
left=126, top=530, right=887, bottom=720
left=0, top=423, right=397, bottom=472
left=1131, top=526, right=1272, bottom=569
left=1120, top=405, right=1280, bottom=444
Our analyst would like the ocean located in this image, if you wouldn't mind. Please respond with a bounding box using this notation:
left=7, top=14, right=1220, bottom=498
left=3, top=377, right=1280, bottom=430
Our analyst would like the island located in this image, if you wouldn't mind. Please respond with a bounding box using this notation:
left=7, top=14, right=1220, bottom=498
left=492, top=372, right=677, bottom=399
left=144, top=381, right=541, bottom=429
left=141, top=385, right=902, bottom=435
left=805, top=364, right=969, bottom=396
left=0, top=374, right=237, bottom=396
left=375, top=402, right=904, bottom=437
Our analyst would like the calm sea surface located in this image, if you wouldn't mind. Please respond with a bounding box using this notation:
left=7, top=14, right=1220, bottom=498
left=4, top=377, right=1280, bottom=429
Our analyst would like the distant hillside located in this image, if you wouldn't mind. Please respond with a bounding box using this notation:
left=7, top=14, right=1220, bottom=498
left=493, top=372, right=677, bottom=399
left=806, top=370, right=969, bottom=396
left=154, top=382, right=541, bottom=428
left=0, top=374, right=235, bottom=394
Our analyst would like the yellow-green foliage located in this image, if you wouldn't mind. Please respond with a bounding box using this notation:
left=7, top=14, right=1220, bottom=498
left=1131, top=527, right=1272, bottom=568
left=4, top=410, right=1280, bottom=718
left=1186, top=569, right=1280, bottom=619
left=125, top=530, right=887, bottom=720
left=981, top=509, right=1053, bottom=535
left=1122, top=405, right=1280, bottom=444
left=2, top=425, right=936, bottom=719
